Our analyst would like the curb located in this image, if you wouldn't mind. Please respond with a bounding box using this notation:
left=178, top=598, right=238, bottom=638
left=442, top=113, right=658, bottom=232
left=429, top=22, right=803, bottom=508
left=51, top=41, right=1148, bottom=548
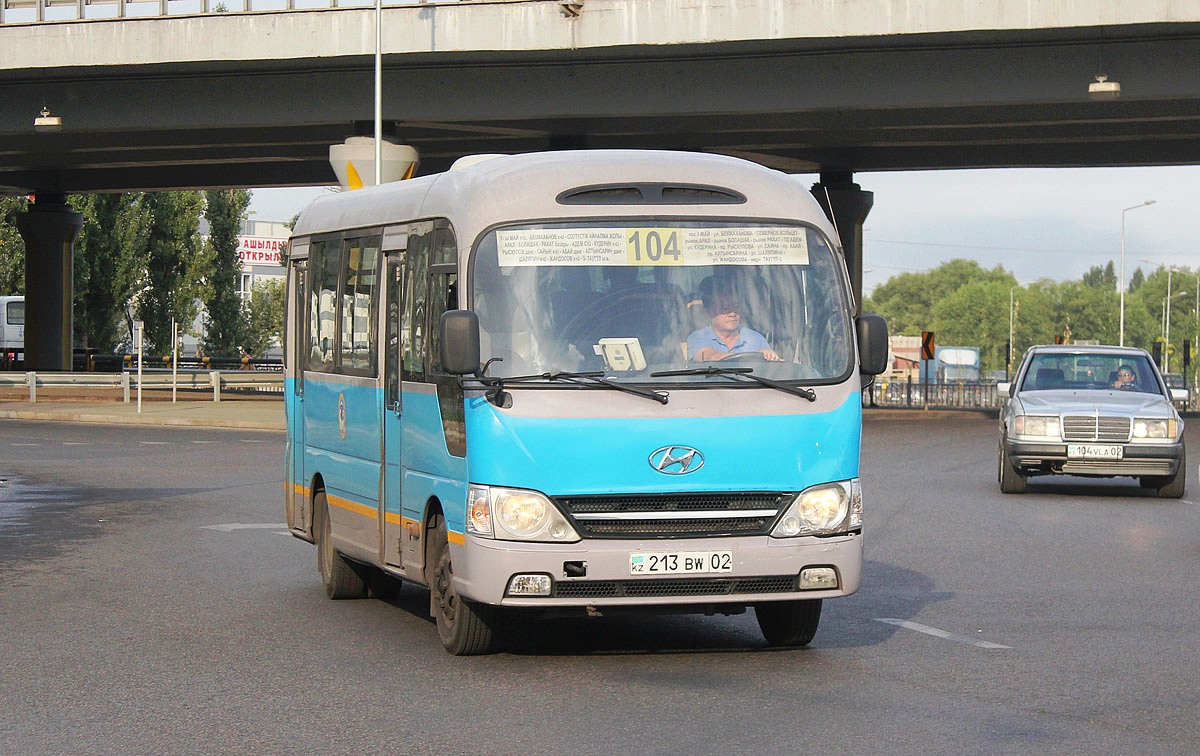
left=0, top=407, right=284, bottom=431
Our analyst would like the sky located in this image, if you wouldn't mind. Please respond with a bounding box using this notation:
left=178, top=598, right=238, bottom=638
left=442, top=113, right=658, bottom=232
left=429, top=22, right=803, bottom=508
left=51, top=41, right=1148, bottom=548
left=247, top=164, right=1200, bottom=297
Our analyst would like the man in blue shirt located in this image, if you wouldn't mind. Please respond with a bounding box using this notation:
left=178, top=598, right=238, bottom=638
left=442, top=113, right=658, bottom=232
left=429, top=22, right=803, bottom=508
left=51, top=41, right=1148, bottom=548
left=686, top=280, right=782, bottom=362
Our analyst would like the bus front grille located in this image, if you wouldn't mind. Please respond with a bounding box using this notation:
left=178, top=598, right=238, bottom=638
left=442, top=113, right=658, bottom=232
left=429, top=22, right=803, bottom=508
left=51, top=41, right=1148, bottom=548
left=554, top=492, right=788, bottom=539
left=553, top=575, right=797, bottom=599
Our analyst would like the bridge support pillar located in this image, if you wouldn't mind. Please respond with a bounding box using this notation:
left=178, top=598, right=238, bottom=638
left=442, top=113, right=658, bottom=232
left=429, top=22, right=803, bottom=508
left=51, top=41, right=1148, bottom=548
left=15, top=195, right=82, bottom=371
left=811, top=172, right=873, bottom=314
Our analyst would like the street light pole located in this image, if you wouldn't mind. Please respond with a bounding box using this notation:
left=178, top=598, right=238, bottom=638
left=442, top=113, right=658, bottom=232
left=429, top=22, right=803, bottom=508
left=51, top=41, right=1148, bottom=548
left=1166, top=287, right=1188, bottom=374
left=1119, top=200, right=1156, bottom=346
left=1008, top=286, right=1018, bottom=380
left=374, top=0, right=383, bottom=186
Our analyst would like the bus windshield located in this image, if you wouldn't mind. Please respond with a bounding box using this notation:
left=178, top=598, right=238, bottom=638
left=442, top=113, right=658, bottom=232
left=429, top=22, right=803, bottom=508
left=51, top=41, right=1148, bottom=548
left=471, top=221, right=853, bottom=383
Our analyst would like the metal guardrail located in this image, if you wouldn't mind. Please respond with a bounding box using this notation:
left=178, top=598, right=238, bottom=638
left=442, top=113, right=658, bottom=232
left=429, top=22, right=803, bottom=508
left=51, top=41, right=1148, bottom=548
left=0, top=0, right=508, bottom=26
left=0, top=369, right=282, bottom=402
left=863, top=380, right=1001, bottom=410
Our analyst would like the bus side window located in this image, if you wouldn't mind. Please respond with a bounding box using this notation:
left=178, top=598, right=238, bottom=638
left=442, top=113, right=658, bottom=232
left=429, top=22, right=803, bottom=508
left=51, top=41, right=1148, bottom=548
left=402, top=228, right=432, bottom=381
left=428, top=225, right=459, bottom=375
left=307, top=240, right=338, bottom=373
left=339, top=236, right=381, bottom=376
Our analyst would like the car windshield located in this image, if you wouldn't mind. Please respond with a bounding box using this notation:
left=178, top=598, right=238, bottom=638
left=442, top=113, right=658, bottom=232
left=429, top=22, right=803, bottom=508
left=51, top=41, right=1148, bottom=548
left=1020, top=352, right=1161, bottom=394
left=470, top=220, right=854, bottom=383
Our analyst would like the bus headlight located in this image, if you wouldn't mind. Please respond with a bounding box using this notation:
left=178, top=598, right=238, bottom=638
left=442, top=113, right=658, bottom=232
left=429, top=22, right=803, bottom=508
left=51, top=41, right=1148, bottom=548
left=466, top=485, right=580, bottom=543
left=771, top=479, right=859, bottom=538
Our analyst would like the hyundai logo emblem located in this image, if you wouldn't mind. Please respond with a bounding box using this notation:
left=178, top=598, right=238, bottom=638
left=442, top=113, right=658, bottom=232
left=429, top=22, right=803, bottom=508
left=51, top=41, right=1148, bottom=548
left=649, top=445, right=704, bottom=475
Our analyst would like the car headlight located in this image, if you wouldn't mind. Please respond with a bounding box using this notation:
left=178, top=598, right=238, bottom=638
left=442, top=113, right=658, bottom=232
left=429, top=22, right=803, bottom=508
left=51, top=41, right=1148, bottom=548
left=1013, top=415, right=1060, bottom=439
left=466, top=485, right=580, bottom=543
left=771, top=479, right=860, bottom=538
left=1133, top=418, right=1176, bottom=439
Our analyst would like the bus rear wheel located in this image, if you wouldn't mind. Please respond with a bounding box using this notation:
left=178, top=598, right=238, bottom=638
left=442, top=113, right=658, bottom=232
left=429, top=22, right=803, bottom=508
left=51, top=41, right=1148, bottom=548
left=755, top=599, right=822, bottom=647
left=315, top=490, right=367, bottom=599
left=429, top=515, right=497, bottom=655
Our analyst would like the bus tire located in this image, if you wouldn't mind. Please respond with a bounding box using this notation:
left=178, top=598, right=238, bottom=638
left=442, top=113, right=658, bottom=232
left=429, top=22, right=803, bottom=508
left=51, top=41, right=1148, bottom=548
left=315, top=490, right=367, bottom=600
left=755, top=599, right=822, bottom=647
left=429, top=515, right=496, bottom=655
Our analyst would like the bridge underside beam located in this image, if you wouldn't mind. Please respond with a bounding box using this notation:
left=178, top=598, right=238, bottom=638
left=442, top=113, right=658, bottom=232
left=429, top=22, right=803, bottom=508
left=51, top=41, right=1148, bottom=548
left=2, top=24, right=1200, bottom=192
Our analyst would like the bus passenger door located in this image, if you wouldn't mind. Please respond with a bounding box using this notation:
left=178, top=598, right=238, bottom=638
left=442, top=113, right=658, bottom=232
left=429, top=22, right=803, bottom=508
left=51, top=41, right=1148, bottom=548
left=285, top=259, right=309, bottom=536
left=381, top=252, right=406, bottom=567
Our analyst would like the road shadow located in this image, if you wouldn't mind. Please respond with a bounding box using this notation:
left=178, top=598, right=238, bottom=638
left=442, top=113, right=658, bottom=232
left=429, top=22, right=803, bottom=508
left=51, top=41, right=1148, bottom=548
left=1021, top=475, right=1191, bottom=500
left=377, top=559, right=948, bottom=656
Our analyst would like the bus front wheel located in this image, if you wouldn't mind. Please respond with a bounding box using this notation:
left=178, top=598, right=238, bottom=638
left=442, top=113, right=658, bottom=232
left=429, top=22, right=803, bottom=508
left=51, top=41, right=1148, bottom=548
left=755, top=599, right=822, bottom=647
left=429, top=515, right=497, bottom=655
left=315, top=490, right=367, bottom=599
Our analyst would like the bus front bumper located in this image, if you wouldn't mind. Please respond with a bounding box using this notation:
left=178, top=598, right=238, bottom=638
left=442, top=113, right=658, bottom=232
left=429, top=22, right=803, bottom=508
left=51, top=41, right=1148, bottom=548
left=453, top=533, right=862, bottom=607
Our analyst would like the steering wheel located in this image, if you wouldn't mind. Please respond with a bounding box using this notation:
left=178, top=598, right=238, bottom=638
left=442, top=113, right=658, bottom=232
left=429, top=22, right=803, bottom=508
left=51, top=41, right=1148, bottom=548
left=719, top=351, right=769, bottom=363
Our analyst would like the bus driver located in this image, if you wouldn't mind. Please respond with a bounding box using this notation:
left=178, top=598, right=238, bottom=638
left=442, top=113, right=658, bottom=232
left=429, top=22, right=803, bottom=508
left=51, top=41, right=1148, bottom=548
left=687, top=278, right=782, bottom=362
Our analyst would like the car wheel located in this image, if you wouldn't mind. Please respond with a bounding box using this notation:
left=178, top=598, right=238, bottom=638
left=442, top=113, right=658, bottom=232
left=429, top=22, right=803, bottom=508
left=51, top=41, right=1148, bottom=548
left=315, top=490, right=368, bottom=599
left=1156, top=445, right=1186, bottom=499
left=998, top=442, right=1027, bottom=494
left=755, top=599, right=822, bottom=646
left=428, top=514, right=497, bottom=655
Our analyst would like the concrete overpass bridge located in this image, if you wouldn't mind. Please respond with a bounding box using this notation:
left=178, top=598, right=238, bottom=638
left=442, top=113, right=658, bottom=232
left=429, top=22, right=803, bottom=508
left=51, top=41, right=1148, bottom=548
left=3, top=0, right=1200, bottom=368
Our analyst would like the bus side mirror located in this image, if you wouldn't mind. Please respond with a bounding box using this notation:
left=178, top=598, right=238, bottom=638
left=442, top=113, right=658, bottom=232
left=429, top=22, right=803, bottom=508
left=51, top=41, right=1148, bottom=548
left=440, top=310, right=481, bottom=375
left=856, top=314, right=889, bottom=376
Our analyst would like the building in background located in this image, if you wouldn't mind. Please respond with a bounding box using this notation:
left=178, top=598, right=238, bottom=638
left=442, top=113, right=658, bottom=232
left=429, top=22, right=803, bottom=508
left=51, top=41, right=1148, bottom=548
left=236, top=219, right=288, bottom=301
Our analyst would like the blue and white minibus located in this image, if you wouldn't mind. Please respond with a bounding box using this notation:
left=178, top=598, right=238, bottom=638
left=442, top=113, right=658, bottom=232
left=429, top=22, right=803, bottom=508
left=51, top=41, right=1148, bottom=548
left=284, top=150, right=888, bottom=654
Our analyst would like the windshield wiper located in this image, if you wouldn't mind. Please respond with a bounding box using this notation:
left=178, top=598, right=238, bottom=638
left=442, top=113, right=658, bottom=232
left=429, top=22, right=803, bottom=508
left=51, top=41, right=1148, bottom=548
left=651, top=366, right=817, bottom=402
left=476, top=371, right=669, bottom=406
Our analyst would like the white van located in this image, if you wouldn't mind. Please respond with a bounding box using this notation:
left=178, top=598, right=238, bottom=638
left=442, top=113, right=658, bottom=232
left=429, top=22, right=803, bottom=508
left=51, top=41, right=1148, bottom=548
left=0, top=295, right=24, bottom=360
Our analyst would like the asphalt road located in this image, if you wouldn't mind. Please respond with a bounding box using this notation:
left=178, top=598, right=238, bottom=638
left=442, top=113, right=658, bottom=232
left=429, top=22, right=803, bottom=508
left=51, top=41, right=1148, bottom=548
left=1, top=415, right=1198, bottom=755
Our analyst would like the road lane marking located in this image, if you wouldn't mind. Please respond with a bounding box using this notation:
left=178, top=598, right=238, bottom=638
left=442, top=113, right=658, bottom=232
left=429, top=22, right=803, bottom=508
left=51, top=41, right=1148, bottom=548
left=875, top=618, right=1011, bottom=649
left=202, top=522, right=289, bottom=533
left=139, top=441, right=170, bottom=445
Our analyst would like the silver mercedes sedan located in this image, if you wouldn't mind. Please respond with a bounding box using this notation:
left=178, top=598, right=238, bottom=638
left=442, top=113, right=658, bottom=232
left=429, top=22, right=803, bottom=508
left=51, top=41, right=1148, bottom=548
left=997, top=345, right=1186, bottom=497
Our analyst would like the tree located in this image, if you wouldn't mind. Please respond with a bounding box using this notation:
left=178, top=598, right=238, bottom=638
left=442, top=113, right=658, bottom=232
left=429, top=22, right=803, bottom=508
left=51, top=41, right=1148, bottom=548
left=202, top=189, right=251, bottom=357
left=864, top=259, right=1015, bottom=336
left=137, top=192, right=207, bottom=354
left=0, top=196, right=27, bottom=294
left=1128, top=268, right=1146, bottom=293
left=71, top=193, right=151, bottom=352
left=930, top=279, right=1013, bottom=374
left=243, top=278, right=285, bottom=358
left=1082, top=261, right=1117, bottom=290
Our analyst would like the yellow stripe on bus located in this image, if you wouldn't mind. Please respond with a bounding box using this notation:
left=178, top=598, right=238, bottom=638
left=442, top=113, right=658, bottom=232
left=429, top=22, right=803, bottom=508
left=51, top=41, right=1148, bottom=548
left=448, top=530, right=465, bottom=545
left=327, top=493, right=377, bottom=519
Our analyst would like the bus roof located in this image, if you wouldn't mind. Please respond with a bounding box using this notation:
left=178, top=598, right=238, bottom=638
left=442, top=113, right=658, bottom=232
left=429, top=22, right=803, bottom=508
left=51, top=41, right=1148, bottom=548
left=291, top=150, right=839, bottom=250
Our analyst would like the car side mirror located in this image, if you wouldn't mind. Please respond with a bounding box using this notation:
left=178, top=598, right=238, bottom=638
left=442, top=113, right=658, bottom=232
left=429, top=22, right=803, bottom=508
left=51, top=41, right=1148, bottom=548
left=997, top=382, right=1011, bottom=399
left=1170, top=388, right=1189, bottom=404
left=439, top=310, right=481, bottom=375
